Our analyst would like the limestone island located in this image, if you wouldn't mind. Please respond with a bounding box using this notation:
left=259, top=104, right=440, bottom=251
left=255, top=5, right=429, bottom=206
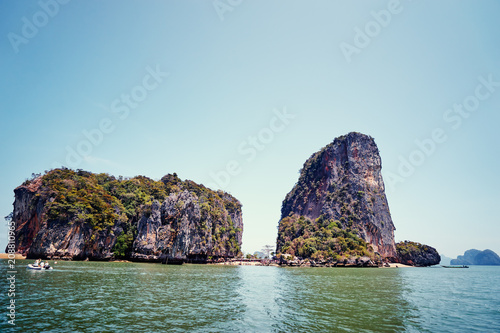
left=450, top=249, right=500, bottom=266
left=275, top=132, right=440, bottom=267
left=7, top=169, right=242, bottom=264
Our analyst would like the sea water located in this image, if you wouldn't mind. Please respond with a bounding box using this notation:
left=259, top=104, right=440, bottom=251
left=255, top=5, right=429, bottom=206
left=1, top=260, right=499, bottom=332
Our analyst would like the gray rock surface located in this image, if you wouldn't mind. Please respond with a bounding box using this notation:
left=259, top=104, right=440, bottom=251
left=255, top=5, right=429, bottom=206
left=131, top=190, right=243, bottom=263
left=277, top=132, right=397, bottom=259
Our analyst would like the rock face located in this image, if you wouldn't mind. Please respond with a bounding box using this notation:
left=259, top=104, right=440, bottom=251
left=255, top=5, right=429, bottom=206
left=396, top=241, right=440, bottom=267
left=450, top=249, right=500, bottom=265
left=7, top=169, right=243, bottom=263
left=131, top=189, right=243, bottom=263
left=276, top=132, right=397, bottom=260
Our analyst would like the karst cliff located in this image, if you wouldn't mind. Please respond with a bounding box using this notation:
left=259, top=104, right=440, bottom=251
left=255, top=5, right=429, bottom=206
left=8, top=169, right=242, bottom=263
left=276, top=132, right=398, bottom=262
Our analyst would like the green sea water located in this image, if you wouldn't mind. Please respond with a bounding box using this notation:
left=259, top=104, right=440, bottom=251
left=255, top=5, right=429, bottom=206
left=1, top=260, right=499, bottom=332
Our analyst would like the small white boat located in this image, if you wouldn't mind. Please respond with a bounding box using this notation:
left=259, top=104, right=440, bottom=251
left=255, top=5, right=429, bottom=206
left=27, top=264, right=53, bottom=270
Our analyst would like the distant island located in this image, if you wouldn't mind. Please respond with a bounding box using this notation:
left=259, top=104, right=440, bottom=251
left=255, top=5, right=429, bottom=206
left=275, top=132, right=440, bottom=267
left=439, top=255, right=453, bottom=266
left=450, top=249, right=500, bottom=265
left=7, top=169, right=242, bottom=263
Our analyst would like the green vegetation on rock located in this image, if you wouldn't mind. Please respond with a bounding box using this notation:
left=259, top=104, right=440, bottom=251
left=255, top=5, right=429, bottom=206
left=277, top=214, right=373, bottom=261
left=37, top=169, right=129, bottom=230
left=396, top=241, right=428, bottom=256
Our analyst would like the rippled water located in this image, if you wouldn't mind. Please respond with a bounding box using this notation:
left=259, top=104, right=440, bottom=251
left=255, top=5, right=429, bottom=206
left=1, top=260, right=499, bottom=332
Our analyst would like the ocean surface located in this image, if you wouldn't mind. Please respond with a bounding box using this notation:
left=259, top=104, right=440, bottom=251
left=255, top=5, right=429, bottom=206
left=1, top=260, right=499, bottom=332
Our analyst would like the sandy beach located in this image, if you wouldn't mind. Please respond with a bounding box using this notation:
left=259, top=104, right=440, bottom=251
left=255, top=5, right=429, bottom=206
left=0, top=253, right=26, bottom=260
left=384, top=263, right=414, bottom=268
left=0, top=253, right=417, bottom=268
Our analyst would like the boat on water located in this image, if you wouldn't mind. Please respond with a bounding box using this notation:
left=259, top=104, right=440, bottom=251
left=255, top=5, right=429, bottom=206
left=27, top=264, right=53, bottom=270
left=441, top=265, right=469, bottom=268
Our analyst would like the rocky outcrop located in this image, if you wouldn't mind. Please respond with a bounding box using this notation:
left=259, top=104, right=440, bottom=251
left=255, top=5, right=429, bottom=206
left=7, top=169, right=243, bottom=263
left=10, top=177, right=45, bottom=255
left=131, top=189, right=243, bottom=263
left=450, top=249, right=500, bottom=265
left=396, top=241, right=440, bottom=267
left=26, top=219, right=124, bottom=260
left=278, top=254, right=381, bottom=267
left=276, top=132, right=397, bottom=260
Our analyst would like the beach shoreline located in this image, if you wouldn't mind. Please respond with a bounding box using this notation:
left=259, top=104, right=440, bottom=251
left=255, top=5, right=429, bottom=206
left=0, top=253, right=26, bottom=260
left=0, top=253, right=419, bottom=268
left=383, top=263, right=414, bottom=268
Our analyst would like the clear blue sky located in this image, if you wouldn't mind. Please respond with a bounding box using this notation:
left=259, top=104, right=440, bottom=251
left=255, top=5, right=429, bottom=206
left=1, top=0, right=499, bottom=258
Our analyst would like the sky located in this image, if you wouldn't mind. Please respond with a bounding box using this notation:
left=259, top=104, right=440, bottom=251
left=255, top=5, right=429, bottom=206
left=1, top=0, right=499, bottom=258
